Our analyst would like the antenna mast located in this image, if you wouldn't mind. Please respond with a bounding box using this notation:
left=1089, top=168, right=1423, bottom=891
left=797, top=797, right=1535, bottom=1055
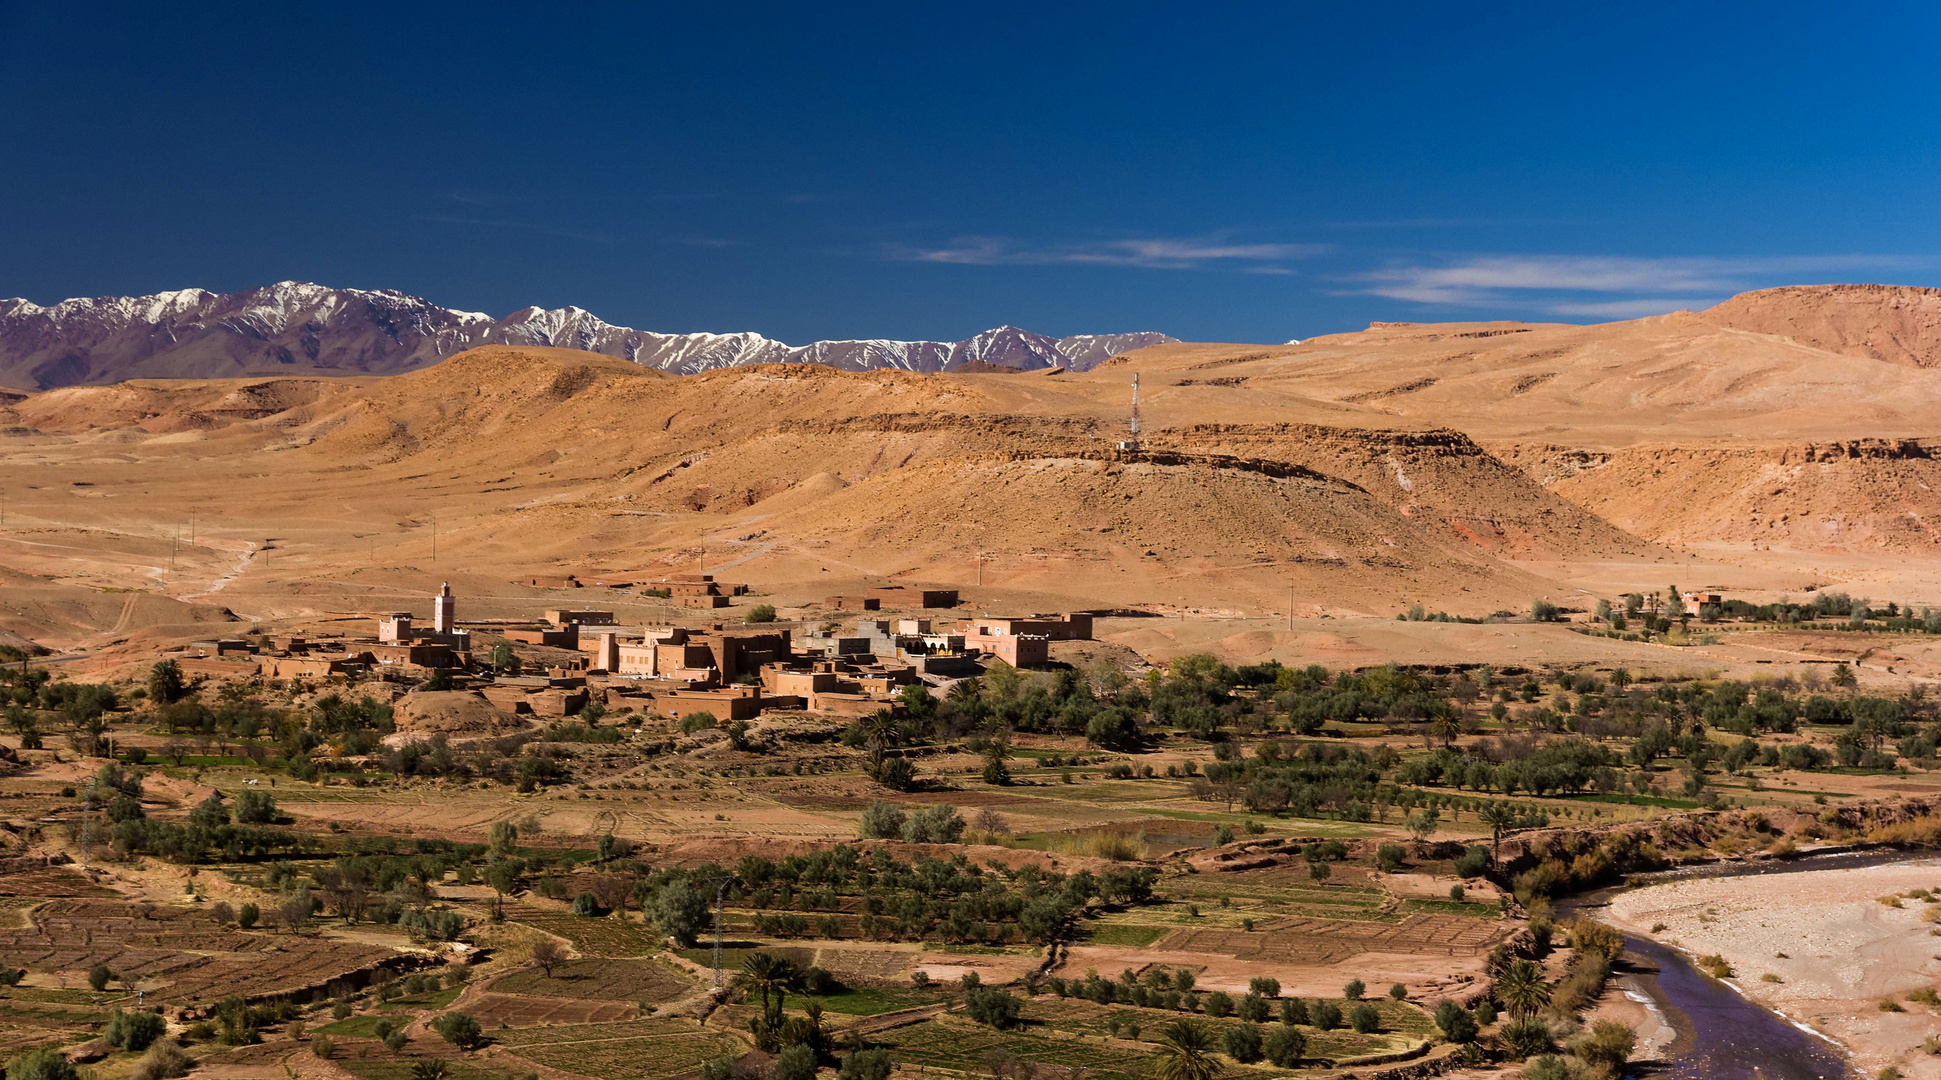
left=1121, top=374, right=1141, bottom=450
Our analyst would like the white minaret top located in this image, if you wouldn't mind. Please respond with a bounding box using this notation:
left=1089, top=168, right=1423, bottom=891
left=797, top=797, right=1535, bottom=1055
left=433, top=582, right=455, bottom=633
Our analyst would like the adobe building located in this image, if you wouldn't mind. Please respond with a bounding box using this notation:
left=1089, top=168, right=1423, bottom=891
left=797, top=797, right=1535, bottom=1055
left=864, top=586, right=959, bottom=609
left=1683, top=592, right=1724, bottom=617
left=611, top=626, right=791, bottom=686
left=545, top=609, right=617, bottom=629
left=957, top=613, right=1093, bottom=641
left=373, top=583, right=472, bottom=652
left=651, top=573, right=746, bottom=610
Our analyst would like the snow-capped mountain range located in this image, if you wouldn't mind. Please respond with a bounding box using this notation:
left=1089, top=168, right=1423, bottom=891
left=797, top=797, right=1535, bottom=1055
left=0, top=281, right=1176, bottom=390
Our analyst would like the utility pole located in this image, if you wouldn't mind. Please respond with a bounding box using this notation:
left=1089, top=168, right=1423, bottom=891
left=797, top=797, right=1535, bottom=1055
left=1289, top=584, right=1295, bottom=631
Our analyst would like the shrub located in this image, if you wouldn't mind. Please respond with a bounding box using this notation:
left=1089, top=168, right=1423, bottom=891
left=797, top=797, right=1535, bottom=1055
left=1348, top=1003, right=1380, bottom=1033
left=1264, top=1025, right=1306, bottom=1067
left=1696, top=953, right=1733, bottom=979
left=1472, top=999, right=1497, bottom=1026
left=1222, top=1024, right=1263, bottom=1063
left=775, top=1044, right=817, bottom=1080
left=901, top=804, right=966, bottom=844
left=859, top=800, right=907, bottom=840
left=840, top=1049, right=894, bottom=1080
left=1524, top=1055, right=1568, bottom=1080
left=964, top=987, right=1021, bottom=1028
left=5, top=1048, right=80, bottom=1080
left=1311, top=1000, right=1341, bottom=1030
left=1454, top=845, right=1490, bottom=878
left=744, top=605, right=778, bottom=624
left=237, top=903, right=259, bottom=929
left=430, top=1011, right=485, bottom=1050
left=107, top=1008, right=169, bottom=1051
left=1389, top=983, right=1408, bottom=1000
left=88, top=963, right=114, bottom=991
left=129, top=1041, right=192, bottom=1080
left=571, top=892, right=599, bottom=917
left=311, top=1035, right=336, bottom=1060
left=679, top=711, right=718, bottom=734
left=1376, top=842, right=1406, bottom=872
left=1434, top=1000, right=1478, bottom=1042
left=1570, top=1020, right=1637, bottom=1072
left=1248, top=976, right=1280, bottom=998
left=1204, top=990, right=1234, bottom=1018
left=1279, top=997, right=1308, bottom=1026
left=1343, top=978, right=1365, bottom=1000
left=1500, top=1017, right=1554, bottom=1059
left=1237, top=992, right=1269, bottom=1022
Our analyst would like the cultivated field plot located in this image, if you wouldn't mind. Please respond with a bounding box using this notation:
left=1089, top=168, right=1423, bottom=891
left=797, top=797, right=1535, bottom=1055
left=874, top=1014, right=1156, bottom=1080
left=1155, top=911, right=1506, bottom=964
left=488, top=958, right=696, bottom=1003
left=494, top=1018, right=743, bottom=1080
left=814, top=946, right=921, bottom=981
left=0, top=898, right=394, bottom=1003
left=1020, top=996, right=1432, bottom=1064
left=464, top=991, right=637, bottom=1026
left=505, top=905, right=664, bottom=958
left=0, top=866, right=119, bottom=899
left=339, top=1059, right=521, bottom=1080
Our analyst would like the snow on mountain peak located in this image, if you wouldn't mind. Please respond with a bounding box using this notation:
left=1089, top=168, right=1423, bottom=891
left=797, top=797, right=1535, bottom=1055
left=0, top=282, right=1180, bottom=388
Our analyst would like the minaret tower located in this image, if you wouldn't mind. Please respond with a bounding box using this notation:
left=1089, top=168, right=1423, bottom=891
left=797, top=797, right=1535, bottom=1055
left=433, top=582, right=455, bottom=634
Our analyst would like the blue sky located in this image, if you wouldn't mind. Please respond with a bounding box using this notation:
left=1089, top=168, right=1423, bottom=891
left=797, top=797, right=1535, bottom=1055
left=2, top=2, right=1938, bottom=344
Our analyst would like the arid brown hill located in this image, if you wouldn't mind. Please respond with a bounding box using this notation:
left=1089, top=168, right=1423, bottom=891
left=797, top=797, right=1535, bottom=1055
left=10, top=283, right=1941, bottom=651
left=1701, top=284, right=1941, bottom=369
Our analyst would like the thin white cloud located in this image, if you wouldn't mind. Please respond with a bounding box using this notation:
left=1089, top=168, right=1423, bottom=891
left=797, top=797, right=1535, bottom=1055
left=885, top=235, right=1329, bottom=270
left=1357, top=254, right=1936, bottom=315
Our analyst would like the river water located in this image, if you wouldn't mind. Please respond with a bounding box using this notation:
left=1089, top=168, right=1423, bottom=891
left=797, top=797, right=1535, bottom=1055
left=1568, top=850, right=1927, bottom=1080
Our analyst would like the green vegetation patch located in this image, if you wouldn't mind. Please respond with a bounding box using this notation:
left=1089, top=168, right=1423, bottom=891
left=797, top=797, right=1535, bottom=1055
left=315, top=1014, right=397, bottom=1038
left=813, top=985, right=947, bottom=1016
left=1084, top=923, right=1167, bottom=947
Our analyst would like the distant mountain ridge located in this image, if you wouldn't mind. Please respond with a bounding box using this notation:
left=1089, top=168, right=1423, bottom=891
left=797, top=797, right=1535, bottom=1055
left=0, top=281, right=1176, bottom=389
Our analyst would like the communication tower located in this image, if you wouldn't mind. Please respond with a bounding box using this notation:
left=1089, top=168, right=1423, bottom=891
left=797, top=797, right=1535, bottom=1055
left=1119, top=373, right=1141, bottom=450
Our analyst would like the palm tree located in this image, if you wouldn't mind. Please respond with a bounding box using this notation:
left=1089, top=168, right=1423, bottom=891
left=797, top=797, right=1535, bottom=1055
left=1477, top=802, right=1516, bottom=861
left=1154, top=1019, right=1221, bottom=1080
left=1494, top=959, right=1551, bottom=1020
left=734, top=951, right=794, bottom=1041
left=859, top=711, right=904, bottom=768
left=947, top=678, right=982, bottom=706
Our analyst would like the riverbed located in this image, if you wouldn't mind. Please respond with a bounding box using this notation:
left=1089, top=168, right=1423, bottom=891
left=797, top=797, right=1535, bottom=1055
left=1601, top=855, right=1941, bottom=1080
